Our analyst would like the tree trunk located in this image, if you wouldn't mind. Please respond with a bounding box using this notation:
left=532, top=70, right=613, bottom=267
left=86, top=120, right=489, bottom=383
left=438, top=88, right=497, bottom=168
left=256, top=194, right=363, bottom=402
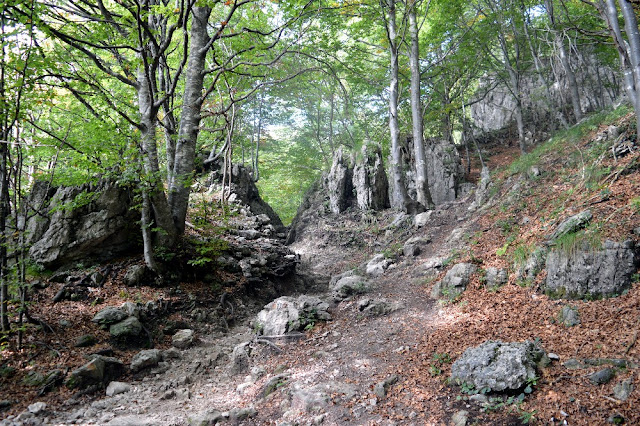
left=497, top=29, right=526, bottom=154
left=386, top=0, right=412, bottom=211
left=408, top=5, right=434, bottom=209
left=168, top=6, right=212, bottom=234
left=617, top=0, right=640, bottom=140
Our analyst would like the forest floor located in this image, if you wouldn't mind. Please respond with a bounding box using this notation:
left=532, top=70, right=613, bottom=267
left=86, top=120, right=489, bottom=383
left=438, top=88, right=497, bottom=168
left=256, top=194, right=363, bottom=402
left=2, top=106, right=640, bottom=425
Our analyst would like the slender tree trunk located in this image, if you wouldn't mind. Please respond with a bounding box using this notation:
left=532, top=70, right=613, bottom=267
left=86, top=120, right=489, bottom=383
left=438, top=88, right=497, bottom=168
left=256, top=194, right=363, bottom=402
left=408, top=5, right=434, bottom=209
left=617, top=0, right=640, bottom=140
left=386, top=0, right=411, bottom=211
left=0, top=17, right=10, bottom=332
left=137, top=68, right=177, bottom=254
left=168, top=6, right=212, bottom=234
left=497, top=29, right=526, bottom=153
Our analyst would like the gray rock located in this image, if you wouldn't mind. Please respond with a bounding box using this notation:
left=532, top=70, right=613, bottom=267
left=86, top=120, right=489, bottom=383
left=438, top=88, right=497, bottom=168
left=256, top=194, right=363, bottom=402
left=256, top=295, right=331, bottom=336
left=484, top=267, right=508, bottom=288
left=358, top=298, right=401, bottom=316
left=123, top=265, right=146, bottom=286
left=86, top=355, right=124, bottom=384
left=451, top=410, right=469, bottom=426
left=366, top=254, right=392, bottom=277
left=327, top=148, right=354, bottom=214
left=23, top=180, right=139, bottom=268
left=230, top=343, right=251, bottom=375
left=548, top=210, right=592, bottom=241
left=352, top=144, right=390, bottom=211
left=92, top=307, right=127, bottom=328
left=120, top=302, right=140, bottom=319
left=450, top=340, right=546, bottom=392
left=107, top=415, right=156, bottom=426
left=469, top=394, right=489, bottom=405
left=331, top=275, right=369, bottom=301
left=229, top=407, right=257, bottom=422
left=613, top=378, right=633, bottom=401
left=431, top=263, right=476, bottom=300
left=403, top=236, right=431, bottom=257
left=22, top=370, right=45, bottom=387
left=414, top=211, right=433, bottom=228
left=74, top=334, right=97, bottom=348
left=516, top=246, right=548, bottom=283
left=109, top=316, right=143, bottom=339
left=426, top=139, right=464, bottom=205
left=589, top=368, right=615, bottom=385
left=187, top=410, right=225, bottom=426
left=130, top=349, right=162, bottom=372
left=544, top=240, right=638, bottom=299
left=290, top=381, right=357, bottom=412
left=106, top=381, right=131, bottom=397
left=66, top=358, right=105, bottom=389
left=559, top=305, right=581, bottom=327
left=262, top=373, right=290, bottom=398
left=172, top=329, right=195, bottom=349
left=0, top=400, right=11, bottom=410
left=27, top=402, right=47, bottom=414
left=373, top=375, right=399, bottom=399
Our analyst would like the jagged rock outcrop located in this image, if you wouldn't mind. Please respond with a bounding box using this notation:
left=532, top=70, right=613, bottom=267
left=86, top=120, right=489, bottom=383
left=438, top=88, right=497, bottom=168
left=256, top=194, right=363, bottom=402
left=352, top=145, right=390, bottom=211
left=431, top=263, right=476, bottom=300
left=22, top=180, right=139, bottom=268
left=206, top=161, right=284, bottom=231
left=328, top=148, right=354, bottom=214
left=451, top=340, right=547, bottom=392
left=543, top=240, right=638, bottom=299
left=425, top=139, right=465, bottom=205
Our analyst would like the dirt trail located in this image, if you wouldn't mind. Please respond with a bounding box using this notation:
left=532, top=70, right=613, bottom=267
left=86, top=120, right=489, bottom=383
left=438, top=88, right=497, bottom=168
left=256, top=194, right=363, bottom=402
left=34, top=196, right=476, bottom=426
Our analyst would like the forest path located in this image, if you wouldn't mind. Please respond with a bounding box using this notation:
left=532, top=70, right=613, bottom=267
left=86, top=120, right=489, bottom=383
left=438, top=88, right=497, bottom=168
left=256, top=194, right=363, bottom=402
left=42, top=196, right=477, bottom=426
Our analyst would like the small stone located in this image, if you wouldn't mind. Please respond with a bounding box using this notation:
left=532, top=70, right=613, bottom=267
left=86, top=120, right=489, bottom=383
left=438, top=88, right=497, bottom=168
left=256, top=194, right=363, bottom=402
left=27, top=402, right=47, bottom=414
left=92, top=307, right=127, bottom=327
left=110, top=316, right=143, bottom=338
left=75, top=334, right=97, bottom=348
left=452, top=410, right=469, bottom=426
left=414, top=211, right=433, bottom=228
left=172, top=329, right=194, bottom=349
left=0, top=400, right=11, bottom=411
left=106, top=381, right=131, bottom=397
left=548, top=353, right=560, bottom=361
left=559, top=305, right=580, bottom=327
left=229, top=406, right=257, bottom=421
left=563, top=359, right=583, bottom=370
left=469, top=394, right=488, bottom=405
left=163, top=348, right=182, bottom=360
left=130, top=349, right=162, bottom=372
left=160, top=390, right=176, bottom=400
left=613, top=378, right=633, bottom=401
left=589, top=368, right=615, bottom=385
left=187, top=410, right=224, bottom=426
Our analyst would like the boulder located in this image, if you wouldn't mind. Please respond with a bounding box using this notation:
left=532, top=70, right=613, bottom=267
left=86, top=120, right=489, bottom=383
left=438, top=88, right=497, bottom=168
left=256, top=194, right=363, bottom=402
left=92, top=307, right=127, bottom=328
left=352, top=144, right=390, bottom=211
left=172, top=329, right=195, bottom=349
left=66, top=358, right=105, bottom=389
left=431, top=263, right=476, bottom=300
left=256, top=295, right=331, bottom=336
left=414, top=211, right=433, bottom=228
left=230, top=343, right=251, bottom=375
left=327, top=148, right=354, bottom=214
left=109, top=316, right=143, bottom=339
left=543, top=240, right=638, bottom=299
left=27, top=402, right=47, bottom=415
left=23, top=180, right=139, bottom=268
left=366, top=254, right=392, bottom=277
left=130, top=349, right=163, bottom=372
left=558, top=305, right=580, bottom=327
left=484, top=267, right=508, bottom=288
left=358, top=298, right=401, bottom=316
left=547, top=210, right=592, bottom=241
left=614, top=379, right=633, bottom=401
left=75, top=334, right=97, bottom=348
left=124, top=265, right=147, bottom=286
left=331, top=275, right=369, bottom=301
left=403, top=236, right=431, bottom=257
left=106, top=381, right=131, bottom=397
left=450, top=340, right=546, bottom=392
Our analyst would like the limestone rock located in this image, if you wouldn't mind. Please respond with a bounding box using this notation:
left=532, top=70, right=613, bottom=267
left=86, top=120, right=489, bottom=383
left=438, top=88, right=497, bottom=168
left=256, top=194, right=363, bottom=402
left=484, top=267, right=508, bottom=288
left=431, top=263, right=476, bottom=300
left=516, top=246, right=548, bottom=283
left=106, top=381, right=131, bottom=397
left=187, top=410, right=225, bottom=426
left=331, top=275, right=369, bottom=301
left=589, top=368, right=615, bottom=385
left=123, top=265, right=147, bottom=287
left=425, top=139, right=464, bottom=205
left=109, top=316, right=143, bottom=339
left=66, top=358, right=106, bottom=389
left=548, top=210, right=592, bottom=241
left=327, top=148, right=354, bottom=214
left=544, top=240, right=638, bottom=299
left=614, top=378, right=633, bottom=401
left=130, top=349, right=162, bottom=372
left=27, top=402, right=47, bottom=415
left=558, top=305, right=581, bottom=327
left=75, top=334, right=97, bottom=348
left=92, top=307, right=127, bottom=328
left=403, top=236, right=431, bottom=257
left=414, top=211, right=433, bottom=228
left=23, top=180, right=139, bottom=268
left=172, top=329, right=195, bottom=349
left=450, top=340, right=546, bottom=392
left=358, top=298, right=401, bottom=316
left=230, top=343, right=251, bottom=375
left=352, top=144, right=389, bottom=211
left=366, top=254, right=392, bottom=277
left=256, top=295, right=331, bottom=336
